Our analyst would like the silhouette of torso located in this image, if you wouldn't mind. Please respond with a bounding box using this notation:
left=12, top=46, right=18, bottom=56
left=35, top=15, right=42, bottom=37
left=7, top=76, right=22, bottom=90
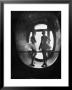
left=40, top=36, right=50, bottom=50
left=31, top=36, right=36, bottom=51
left=31, top=36, right=36, bottom=44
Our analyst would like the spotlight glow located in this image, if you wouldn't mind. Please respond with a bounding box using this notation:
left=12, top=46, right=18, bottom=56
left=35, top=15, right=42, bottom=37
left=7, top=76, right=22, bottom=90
left=34, top=24, right=47, bottom=30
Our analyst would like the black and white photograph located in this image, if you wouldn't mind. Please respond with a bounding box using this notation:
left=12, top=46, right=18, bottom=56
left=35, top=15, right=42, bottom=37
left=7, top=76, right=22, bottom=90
left=11, top=11, right=61, bottom=79
left=4, top=4, right=69, bottom=87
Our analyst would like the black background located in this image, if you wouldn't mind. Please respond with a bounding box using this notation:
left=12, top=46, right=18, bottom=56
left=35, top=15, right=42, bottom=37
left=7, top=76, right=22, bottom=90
left=11, top=11, right=61, bottom=79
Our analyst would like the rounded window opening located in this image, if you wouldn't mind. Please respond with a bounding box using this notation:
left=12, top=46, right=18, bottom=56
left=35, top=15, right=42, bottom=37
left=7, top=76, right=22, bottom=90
left=16, top=22, right=61, bottom=69
left=29, top=24, right=54, bottom=60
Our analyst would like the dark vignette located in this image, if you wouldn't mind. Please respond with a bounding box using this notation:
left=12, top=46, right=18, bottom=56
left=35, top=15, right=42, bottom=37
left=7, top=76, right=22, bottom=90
left=11, top=11, right=61, bottom=79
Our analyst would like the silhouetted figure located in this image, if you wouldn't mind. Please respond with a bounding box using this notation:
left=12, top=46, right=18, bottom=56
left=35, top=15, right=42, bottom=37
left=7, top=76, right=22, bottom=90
left=39, top=30, right=50, bottom=67
left=30, top=31, right=36, bottom=66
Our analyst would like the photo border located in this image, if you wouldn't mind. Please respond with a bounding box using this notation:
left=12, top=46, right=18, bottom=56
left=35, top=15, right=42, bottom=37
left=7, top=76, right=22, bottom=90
left=4, top=3, right=69, bottom=87
left=0, top=0, right=70, bottom=89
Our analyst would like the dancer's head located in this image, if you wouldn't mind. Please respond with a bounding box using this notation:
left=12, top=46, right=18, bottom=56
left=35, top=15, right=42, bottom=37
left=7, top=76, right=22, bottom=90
left=42, top=30, right=45, bottom=36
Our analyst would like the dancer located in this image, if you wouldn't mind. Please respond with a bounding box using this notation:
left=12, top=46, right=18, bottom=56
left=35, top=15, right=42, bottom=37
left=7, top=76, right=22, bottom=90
left=39, top=30, right=50, bottom=67
left=30, top=31, right=36, bottom=66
